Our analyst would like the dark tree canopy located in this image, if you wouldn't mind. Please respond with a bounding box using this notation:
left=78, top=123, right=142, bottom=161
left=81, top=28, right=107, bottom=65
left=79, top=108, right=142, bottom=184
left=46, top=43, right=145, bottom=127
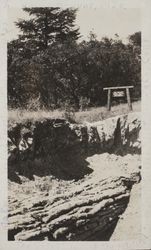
left=8, top=8, right=141, bottom=110
left=129, top=31, right=141, bottom=47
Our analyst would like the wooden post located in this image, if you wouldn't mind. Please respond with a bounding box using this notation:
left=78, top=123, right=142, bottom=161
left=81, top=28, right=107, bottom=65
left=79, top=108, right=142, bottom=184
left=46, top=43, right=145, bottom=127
left=126, top=88, right=132, bottom=110
left=103, top=86, right=133, bottom=111
left=107, top=89, right=111, bottom=111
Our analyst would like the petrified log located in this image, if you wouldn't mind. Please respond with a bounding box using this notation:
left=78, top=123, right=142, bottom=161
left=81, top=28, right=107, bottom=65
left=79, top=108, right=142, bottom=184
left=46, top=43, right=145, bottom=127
left=8, top=173, right=140, bottom=241
left=8, top=113, right=141, bottom=181
left=8, top=113, right=141, bottom=240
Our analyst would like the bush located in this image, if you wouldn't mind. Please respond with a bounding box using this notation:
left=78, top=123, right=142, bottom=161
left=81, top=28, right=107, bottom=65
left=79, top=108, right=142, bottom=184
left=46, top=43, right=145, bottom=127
left=79, top=97, right=90, bottom=111
left=63, top=100, right=76, bottom=123
left=26, top=96, right=43, bottom=111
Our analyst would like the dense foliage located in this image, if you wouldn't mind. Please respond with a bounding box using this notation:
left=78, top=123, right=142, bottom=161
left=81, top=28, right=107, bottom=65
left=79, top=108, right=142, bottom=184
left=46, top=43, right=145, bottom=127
left=8, top=7, right=141, bottom=110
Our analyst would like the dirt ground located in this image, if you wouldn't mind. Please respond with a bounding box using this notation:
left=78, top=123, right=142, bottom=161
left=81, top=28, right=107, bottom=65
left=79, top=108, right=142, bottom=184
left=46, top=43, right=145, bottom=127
left=110, top=182, right=141, bottom=240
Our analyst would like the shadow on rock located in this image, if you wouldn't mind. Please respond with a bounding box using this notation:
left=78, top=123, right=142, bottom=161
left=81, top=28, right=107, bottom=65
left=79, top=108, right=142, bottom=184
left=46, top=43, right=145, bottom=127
left=86, top=218, right=119, bottom=241
left=8, top=151, right=93, bottom=183
left=8, top=113, right=141, bottom=183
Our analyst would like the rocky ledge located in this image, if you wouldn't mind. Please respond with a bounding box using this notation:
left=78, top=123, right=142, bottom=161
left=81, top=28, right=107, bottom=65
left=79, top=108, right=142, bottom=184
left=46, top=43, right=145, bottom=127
left=8, top=112, right=141, bottom=240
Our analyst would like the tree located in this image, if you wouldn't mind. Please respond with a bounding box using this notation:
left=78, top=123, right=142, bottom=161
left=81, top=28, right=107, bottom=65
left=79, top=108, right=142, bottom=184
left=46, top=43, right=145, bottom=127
left=129, top=31, right=141, bottom=47
left=8, top=39, right=27, bottom=107
left=15, top=7, right=80, bottom=54
left=8, top=19, right=141, bottom=109
left=8, top=7, right=80, bottom=107
left=128, top=32, right=141, bottom=100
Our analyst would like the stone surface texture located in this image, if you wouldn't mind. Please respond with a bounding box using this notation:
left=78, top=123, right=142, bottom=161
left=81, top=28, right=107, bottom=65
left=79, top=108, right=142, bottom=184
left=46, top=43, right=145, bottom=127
left=8, top=112, right=141, bottom=241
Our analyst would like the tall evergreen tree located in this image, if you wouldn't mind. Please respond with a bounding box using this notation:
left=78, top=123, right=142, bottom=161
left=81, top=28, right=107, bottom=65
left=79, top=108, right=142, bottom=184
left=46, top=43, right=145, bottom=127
left=8, top=7, right=80, bottom=107
left=15, top=7, right=80, bottom=53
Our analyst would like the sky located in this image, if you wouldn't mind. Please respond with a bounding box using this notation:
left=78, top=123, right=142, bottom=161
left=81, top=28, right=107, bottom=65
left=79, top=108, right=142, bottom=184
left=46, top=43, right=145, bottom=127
left=7, top=7, right=141, bottom=43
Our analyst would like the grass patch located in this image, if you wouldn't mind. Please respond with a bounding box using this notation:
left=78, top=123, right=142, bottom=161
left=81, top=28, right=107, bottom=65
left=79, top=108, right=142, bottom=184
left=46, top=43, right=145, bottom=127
left=8, top=101, right=141, bottom=128
left=75, top=101, right=141, bottom=123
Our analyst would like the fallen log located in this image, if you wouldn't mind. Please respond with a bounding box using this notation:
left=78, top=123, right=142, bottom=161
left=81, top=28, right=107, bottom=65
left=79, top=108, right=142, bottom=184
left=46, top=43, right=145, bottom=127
left=8, top=174, right=140, bottom=241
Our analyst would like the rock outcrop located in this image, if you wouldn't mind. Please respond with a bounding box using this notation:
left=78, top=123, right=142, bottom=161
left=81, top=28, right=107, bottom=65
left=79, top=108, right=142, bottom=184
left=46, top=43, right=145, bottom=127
left=8, top=172, right=140, bottom=241
left=8, top=112, right=141, bottom=181
left=8, top=112, right=141, bottom=241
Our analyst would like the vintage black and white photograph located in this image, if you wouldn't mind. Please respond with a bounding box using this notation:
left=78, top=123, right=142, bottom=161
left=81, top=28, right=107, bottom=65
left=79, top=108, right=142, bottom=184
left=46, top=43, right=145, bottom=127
left=7, top=6, right=141, bottom=241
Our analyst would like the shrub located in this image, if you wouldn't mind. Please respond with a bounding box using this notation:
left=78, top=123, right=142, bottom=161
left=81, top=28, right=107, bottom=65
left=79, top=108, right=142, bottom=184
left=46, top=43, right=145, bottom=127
left=79, top=97, right=90, bottom=111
